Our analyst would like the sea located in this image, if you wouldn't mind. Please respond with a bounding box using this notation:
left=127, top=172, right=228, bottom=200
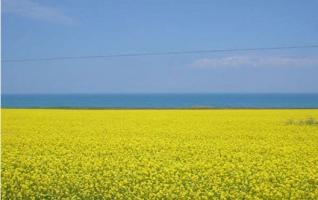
left=2, top=93, right=318, bottom=108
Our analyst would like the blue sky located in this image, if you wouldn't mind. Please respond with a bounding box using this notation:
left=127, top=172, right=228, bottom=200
left=2, top=0, right=318, bottom=94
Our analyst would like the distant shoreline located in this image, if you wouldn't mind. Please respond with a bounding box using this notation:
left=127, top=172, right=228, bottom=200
left=2, top=107, right=318, bottom=110
left=3, top=93, right=318, bottom=109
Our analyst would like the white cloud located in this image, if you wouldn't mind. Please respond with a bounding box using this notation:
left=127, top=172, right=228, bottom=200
left=3, top=0, right=73, bottom=24
left=192, top=55, right=318, bottom=68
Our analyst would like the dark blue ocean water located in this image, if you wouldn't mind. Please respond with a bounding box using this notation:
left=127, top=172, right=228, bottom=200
left=2, top=94, right=318, bottom=108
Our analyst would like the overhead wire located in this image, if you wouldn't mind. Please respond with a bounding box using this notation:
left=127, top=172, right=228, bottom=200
left=3, top=44, right=318, bottom=63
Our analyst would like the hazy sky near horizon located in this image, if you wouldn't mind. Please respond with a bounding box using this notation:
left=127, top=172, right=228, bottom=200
left=2, top=0, right=318, bottom=94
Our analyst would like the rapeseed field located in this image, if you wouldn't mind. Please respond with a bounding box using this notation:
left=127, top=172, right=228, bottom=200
left=1, top=109, right=318, bottom=199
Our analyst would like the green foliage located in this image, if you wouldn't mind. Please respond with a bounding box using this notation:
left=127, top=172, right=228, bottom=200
left=286, top=117, right=318, bottom=126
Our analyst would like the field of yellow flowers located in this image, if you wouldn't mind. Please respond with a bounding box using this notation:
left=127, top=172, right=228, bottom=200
left=2, top=109, right=318, bottom=199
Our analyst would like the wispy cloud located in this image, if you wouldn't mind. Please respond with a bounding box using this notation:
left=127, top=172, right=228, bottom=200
left=2, top=0, right=73, bottom=24
left=192, top=56, right=318, bottom=68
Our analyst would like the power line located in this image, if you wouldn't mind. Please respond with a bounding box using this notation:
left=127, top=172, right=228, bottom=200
left=3, top=44, right=318, bottom=63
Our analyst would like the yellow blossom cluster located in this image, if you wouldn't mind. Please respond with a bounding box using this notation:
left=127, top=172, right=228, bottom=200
left=2, top=109, right=318, bottom=199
